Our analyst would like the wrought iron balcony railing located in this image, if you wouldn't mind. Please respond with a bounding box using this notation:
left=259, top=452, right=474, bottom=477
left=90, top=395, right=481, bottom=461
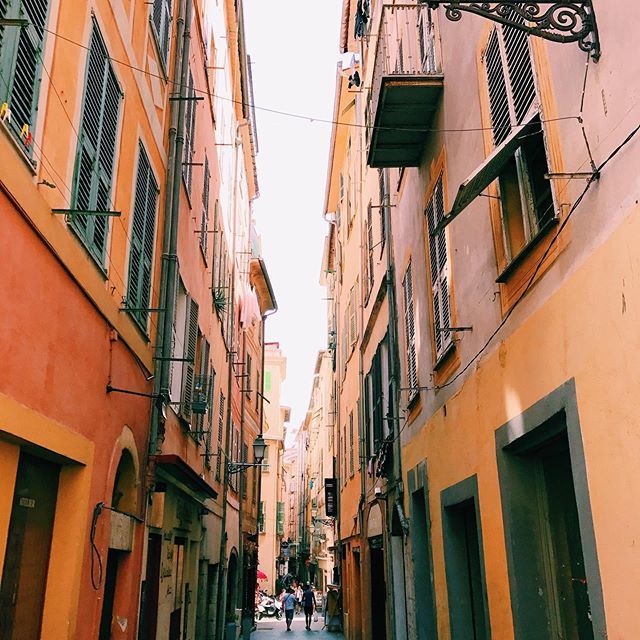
left=366, top=3, right=444, bottom=168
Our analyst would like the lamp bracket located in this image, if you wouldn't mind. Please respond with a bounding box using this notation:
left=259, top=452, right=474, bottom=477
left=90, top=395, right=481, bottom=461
left=426, top=1, right=600, bottom=60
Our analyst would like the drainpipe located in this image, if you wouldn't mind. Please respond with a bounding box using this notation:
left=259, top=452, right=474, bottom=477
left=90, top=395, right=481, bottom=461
left=216, top=127, right=242, bottom=639
left=149, top=0, right=192, bottom=455
left=238, top=329, right=247, bottom=614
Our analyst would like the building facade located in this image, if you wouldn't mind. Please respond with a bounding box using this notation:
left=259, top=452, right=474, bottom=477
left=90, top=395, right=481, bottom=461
left=0, top=0, right=274, bottom=638
left=323, top=1, right=640, bottom=639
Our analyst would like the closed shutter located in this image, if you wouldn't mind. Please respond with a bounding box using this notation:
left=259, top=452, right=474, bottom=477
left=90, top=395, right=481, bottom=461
left=0, top=0, right=49, bottom=148
left=372, top=349, right=383, bottom=451
left=127, top=143, right=158, bottom=329
left=72, top=20, right=122, bottom=263
left=378, top=168, right=388, bottom=249
left=349, top=412, right=354, bottom=475
left=211, top=200, right=220, bottom=299
left=276, top=502, right=284, bottom=536
left=204, top=368, right=215, bottom=467
left=216, top=391, right=225, bottom=479
left=152, top=0, right=172, bottom=68
left=181, top=297, right=199, bottom=421
left=200, top=156, right=210, bottom=257
left=426, top=174, right=452, bottom=358
left=349, top=285, right=357, bottom=345
left=402, top=260, right=418, bottom=398
left=182, top=69, right=196, bottom=195
left=365, top=203, right=374, bottom=294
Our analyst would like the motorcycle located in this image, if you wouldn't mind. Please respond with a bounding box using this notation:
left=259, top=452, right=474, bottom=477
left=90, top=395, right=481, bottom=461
left=255, top=594, right=283, bottom=620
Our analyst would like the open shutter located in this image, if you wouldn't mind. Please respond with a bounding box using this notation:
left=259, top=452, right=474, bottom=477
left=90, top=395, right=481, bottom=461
left=182, top=69, right=196, bottom=195
left=349, top=285, right=357, bottom=345
left=181, top=297, right=198, bottom=421
left=200, top=156, right=210, bottom=257
left=403, top=260, right=418, bottom=398
left=127, top=143, right=158, bottom=329
left=152, top=0, right=172, bottom=67
left=485, top=28, right=511, bottom=145
left=72, top=21, right=122, bottom=263
left=502, top=17, right=535, bottom=123
left=204, top=368, right=215, bottom=466
left=427, top=175, right=452, bottom=358
left=216, top=391, right=225, bottom=479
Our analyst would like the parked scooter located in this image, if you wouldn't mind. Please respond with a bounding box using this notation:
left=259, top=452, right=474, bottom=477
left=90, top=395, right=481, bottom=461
left=255, top=594, right=283, bottom=620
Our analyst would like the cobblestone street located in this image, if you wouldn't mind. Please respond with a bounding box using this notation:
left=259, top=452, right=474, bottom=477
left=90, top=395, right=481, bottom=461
left=253, top=616, right=344, bottom=639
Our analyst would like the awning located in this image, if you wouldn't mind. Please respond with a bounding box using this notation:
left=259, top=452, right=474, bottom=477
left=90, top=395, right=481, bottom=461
left=249, top=258, right=277, bottom=316
left=152, top=454, right=218, bottom=500
left=433, top=116, right=538, bottom=235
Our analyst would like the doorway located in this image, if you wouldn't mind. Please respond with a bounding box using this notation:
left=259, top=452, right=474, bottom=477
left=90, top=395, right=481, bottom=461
left=169, top=537, right=186, bottom=640
left=369, top=537, right=387, bottom=640
left=0, top=452, right=60, bottom=640
left=139, top=533, right=162, bottom=640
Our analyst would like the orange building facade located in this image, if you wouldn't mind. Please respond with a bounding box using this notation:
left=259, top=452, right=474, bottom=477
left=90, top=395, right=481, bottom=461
left=0, top=0, right=273, bottom=638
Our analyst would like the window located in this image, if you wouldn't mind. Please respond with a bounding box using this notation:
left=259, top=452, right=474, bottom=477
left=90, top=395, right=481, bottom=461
left=151, top=0, right=172, bottom=69
left=349, top=411, right=354, bottom=476
left=180, top=297, right=199, bottom=421
left=127, top=143, right=158, bottom=331
left=245, top=352, right=252, bottom=398
left=242, top=443, right=248, bottom=499
left=342, top=425, right=347, bottom=486
left=364, top=342, right=386, bottom=457
left=194, top=338, right=210, bottom=441
left=0, top=0, right=50, bottom=151
left=378, top=168, right=388, bottom=250
left=216, top=391, right=225, bottom=479
left=200, top=156, right=210, bottom=259
left=402, top=260, right=418, bottom=400
left=182, top=69, right=196, bottom=196
left=204, top=367, right=216, bottom=468
left=71, top=20, right=122, bottom=264
left=348, top=284, right=358, bottom=346
left=276, top=502, right=284, bottom=536
left=258, top=501, right=265, bottom=533
left=485, top=22, right=554, bottom=264
left=425, top=174, right=453, bottom=360
left=364, top=202, right=374, bottom=299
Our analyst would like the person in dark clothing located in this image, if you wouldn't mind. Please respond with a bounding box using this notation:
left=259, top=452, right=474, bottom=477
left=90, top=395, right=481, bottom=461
left=301, top=583, right=317, bottom=630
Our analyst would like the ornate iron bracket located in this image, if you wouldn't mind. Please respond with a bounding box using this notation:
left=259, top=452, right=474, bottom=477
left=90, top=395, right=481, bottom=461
left=426, top=1, right=600, bottom=60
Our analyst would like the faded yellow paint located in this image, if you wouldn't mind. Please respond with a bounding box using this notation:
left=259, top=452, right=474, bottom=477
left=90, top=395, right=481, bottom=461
left=403, top=200, right=640, bottom=640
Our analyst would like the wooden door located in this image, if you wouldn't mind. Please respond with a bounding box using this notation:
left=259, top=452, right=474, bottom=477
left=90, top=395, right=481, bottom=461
left=0, top=453, right=59, bottom=640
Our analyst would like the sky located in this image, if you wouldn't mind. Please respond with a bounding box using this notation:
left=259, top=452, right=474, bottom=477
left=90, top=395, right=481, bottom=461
left=243, top=0, right=344, bottom=438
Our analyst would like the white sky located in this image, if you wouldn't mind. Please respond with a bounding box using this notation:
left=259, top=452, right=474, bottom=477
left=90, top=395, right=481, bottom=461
left=244, top=0, right=344, bottom=436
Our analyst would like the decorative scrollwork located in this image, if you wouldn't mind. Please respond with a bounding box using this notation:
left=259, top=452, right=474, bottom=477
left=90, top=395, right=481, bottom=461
left=427, top=1, right=600, bottom=60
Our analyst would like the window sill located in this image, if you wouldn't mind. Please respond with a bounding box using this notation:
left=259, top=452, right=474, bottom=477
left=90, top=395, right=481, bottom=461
left=496, top=216, right=559, bottom=284
left=434, top=340, right=456, bottom=371
left=67, top=222, right=109, bottom=281
left=0, top=118, right=38, bottom=175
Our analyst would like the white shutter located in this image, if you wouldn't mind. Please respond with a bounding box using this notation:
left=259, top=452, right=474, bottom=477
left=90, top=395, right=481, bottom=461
left=426, top=175, right=452, bottom=359
left=403, top=260, right=418, bottom=398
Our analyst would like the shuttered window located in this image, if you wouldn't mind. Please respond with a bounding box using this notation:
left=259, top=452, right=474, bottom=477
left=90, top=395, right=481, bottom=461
left=200, top=156, right=210, bottom=258
left=0, top=0, right=50, bottom=151
left=204, top=368, right=216, bottom=467
left=402, top=259, right=419, bottom=399
left=180, top=297, right=199, bottom=421
left=216, top=391, right=225, bottom=479
left=348, top=284, right=357, bottom=346
left=372, top=348, right=384, bottom=452
left=426, top=174, right=453, bottom=359
left=151, top=0, right=172, bottom=69
left=485, top=21, right=536, bottom=146
left=71, top=21, right=122, bottom=265
left=182, top=69, right=196, bottom=196
left=378, top=168, right=388, bottom=249
left=364, top=202, right=374, bottom=298
left=127, top=143, right=158, bottom=330
left=349, top=411, right=354, bottom=476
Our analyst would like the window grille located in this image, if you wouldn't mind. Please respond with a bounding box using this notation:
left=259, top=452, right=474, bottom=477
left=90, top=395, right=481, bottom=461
left=425, top=175, right=453, bottom=359
left=71, top=20, right=122, bottom=264
left=127, top=143, right=158, bottom=330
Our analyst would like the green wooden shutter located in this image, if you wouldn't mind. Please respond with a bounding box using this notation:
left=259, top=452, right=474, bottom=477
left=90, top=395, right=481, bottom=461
left=0, top=0, right=50, bottom=149
left=182, top=69, right=195, bottom=195
left=200, top=156, right=210, bottom=256
left=127, top=143, right=158, bottom=329
left=152, top=0, right=172, bottom=68
left=72, top=20, right=122, bottom=264
left=181, top=297, right=199, bottom=421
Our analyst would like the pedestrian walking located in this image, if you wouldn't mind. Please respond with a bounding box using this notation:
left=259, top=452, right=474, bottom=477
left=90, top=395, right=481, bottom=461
left=302, top=582, right=317, bottom=630
left=282, top=587, right=296, bottom=631
left=295, top=583, right=303, bottom=615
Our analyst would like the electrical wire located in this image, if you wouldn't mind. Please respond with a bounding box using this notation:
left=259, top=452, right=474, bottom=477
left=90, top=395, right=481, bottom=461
left=41, top=25, right=580, bottom=136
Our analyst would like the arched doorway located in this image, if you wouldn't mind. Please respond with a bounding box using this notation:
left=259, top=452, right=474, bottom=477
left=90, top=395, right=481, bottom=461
left=226, top=551, right=239, bottom=618
left=99, top=449, right=138, bottom=640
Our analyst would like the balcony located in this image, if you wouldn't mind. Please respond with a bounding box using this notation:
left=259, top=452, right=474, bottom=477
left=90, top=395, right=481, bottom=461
left=366, top=4, right=443, bottom=168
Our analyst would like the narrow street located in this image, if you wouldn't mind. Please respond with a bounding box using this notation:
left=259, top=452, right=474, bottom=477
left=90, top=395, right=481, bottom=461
left=253, top=617, right=344, bottom=639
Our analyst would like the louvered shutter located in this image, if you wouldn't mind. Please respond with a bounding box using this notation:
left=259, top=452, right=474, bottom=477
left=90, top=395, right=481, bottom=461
left=127, top=143, right=158, bottom=329
left=502, top=19, right=535, bottom=123
left=72, top=21, right=122, bottom=263
left=200, top=156, right=210, bottom=256
left=378, top=168, right=388, bottom=249
left=426, top=175, right=452, bottom=358
left=403, top=260, right=418, bottom=398
left=216, top=391, right=225, bottom=479
left=182, top=69, right=196, bottom=195
left=372, top=349, right=383, bottom=451
left=349, top=412, right=354, bottom=475
left=204, top=369, right=215, bottom=466
left=366, top=203, right=374, bottom=293
left=152, top=0, right=172, bottom=68
left=485, top=29, right=511, bottom=145
left=349, top=286, right=357, bottom=345
left=181, top=297, right=198, bottom=421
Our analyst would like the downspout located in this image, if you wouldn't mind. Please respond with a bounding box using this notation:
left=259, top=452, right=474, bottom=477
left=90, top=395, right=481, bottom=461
left=150, top=0, right=192, bottom=454
left=238, top=329, right=247, bottom=614
left=216, top=127, right=242, bottom=639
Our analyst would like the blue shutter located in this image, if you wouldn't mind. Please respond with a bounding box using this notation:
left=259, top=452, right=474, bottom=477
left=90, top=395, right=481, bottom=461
left=72, top=20, right=122, bottom=264
left=127, top=143, right=158, bottom=330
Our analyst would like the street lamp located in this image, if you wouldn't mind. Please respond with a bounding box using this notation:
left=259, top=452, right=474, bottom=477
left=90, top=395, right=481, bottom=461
left=227, top=434, right=268, bottom=476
